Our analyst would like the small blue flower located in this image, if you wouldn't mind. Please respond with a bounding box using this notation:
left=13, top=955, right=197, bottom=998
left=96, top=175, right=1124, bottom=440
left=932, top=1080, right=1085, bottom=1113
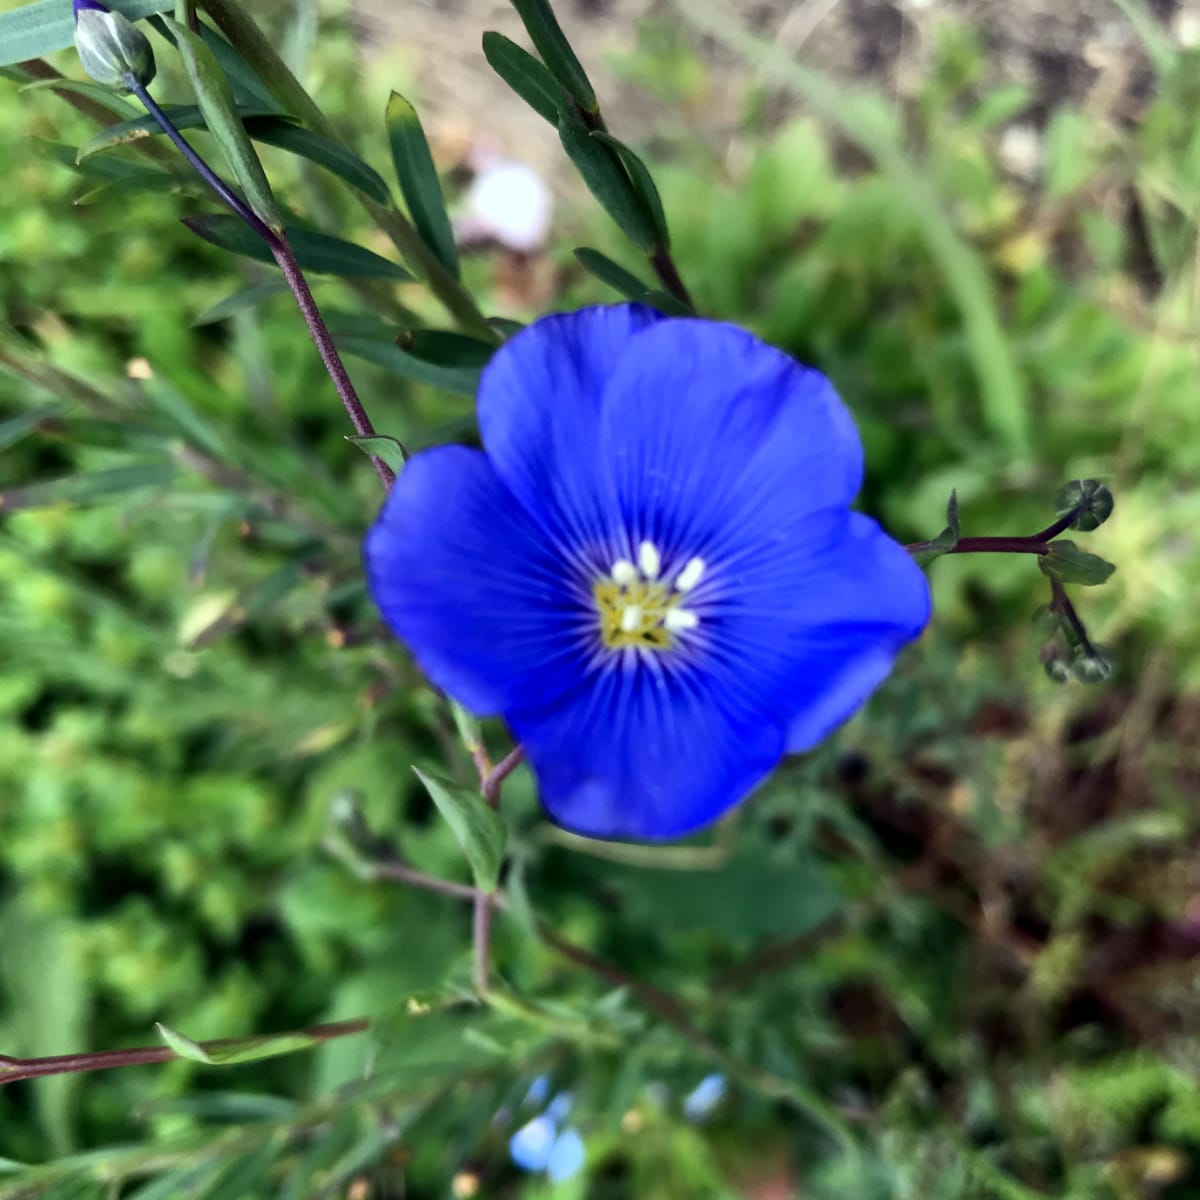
left=509, top=1114, right=557, bottom=1172
left=682, top=1073, right=727, bottom=1121
left=367, top=305, right=929, bottom=840
left=508, top=1100, right=585, bottom=1182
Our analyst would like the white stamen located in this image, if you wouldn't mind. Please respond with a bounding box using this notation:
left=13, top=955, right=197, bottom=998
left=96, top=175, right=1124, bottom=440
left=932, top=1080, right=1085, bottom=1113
left=673, top=556, right=706, bottom=593
left=620, top=605, right=642, bottom=633
left=664, top=608, right=699, bottom=632
left=610, top=559, right=637, bottom=586
left=637, top=540, right=661, bottom=580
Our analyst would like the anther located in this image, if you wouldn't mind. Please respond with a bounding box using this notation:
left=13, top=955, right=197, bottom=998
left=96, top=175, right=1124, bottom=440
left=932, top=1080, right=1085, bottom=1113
left=673, top=556, right=705, bottom=593
left=620, top=605, right=642, bottom=633
left=637, top=541, right=661, bottom=580
left=610, top=559, right=637, bottom=586
left=664, top=608, right=698, bottom=632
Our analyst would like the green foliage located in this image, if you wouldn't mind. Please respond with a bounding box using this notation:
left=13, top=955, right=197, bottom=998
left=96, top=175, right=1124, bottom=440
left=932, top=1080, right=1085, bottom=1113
left=0, top=1, right=1198, bottom=1197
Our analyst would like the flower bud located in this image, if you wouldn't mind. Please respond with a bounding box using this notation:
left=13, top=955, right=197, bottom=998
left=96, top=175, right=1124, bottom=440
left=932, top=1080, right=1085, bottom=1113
left=1072, top=645, right=1115, bottom=683
left=74, top=1, right=156, bottom=91
left=1055, top=478, right=1114, bottom=532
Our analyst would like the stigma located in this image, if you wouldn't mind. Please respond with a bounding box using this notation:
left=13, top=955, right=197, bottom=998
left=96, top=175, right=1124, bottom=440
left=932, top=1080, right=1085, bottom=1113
left=592, top=543, right=705, bottom=651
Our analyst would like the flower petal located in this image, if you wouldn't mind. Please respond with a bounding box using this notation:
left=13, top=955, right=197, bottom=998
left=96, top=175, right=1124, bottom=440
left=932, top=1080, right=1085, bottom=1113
left=509, top=659, right=785, bottom=840
left=509, top=1115, right=556, bottom=1173
left=364, top=446, right=587, bottom=715
left=597, top=317, right=862, bottom=563
left=698, top=511, right=930, bottom=753
left=476, top=304, right=662, bottom=553
left=546, top=1128, right=586, bottom=1182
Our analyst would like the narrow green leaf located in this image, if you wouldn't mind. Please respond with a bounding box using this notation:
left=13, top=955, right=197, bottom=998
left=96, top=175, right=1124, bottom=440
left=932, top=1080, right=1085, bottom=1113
left=911, top=489, right=961, bottom=566
left=574, top=246, right=651, bottom=300
left=558, top=115, right=657, bottom=251
left=20, top=77, right=140, bottom=118
left=0, top=0, right=171, bottom=68
left=413, top=768, right=506, bottom=892
left=76, top=169, right=181, bottom=204
left=481, top=31, right=564, bottom=125
left=589, top=130, right=670, bottom=248
left=0, top=405, right=64, bottom=452
left=182, top=214, right=414, bottom=280
left=346, top=434, right=407, bottom=474
left=156, top=1021, right=320, bottom=1066
left=398, top=329, right=495, bottom=369
left=192, top=280, right=288, bottom=326
left=1037, top=541, right=1117, bottom=586
left=185, top=559, right=308, bottom=650
left=77, top=103, right=278, bottom=163
left=163, top=15, right=283, bottom=229
left=509, top=0, right=597, bottom=111
left=337, top=336, right=483, bottom=395
left=155, top=1022, right=216, bottom=1064
left=247, top=117, right=391, bottom=204
left=385, top=92, right=459, bottom=277
left=142, top=376, right=228, bottom=459
left=0, top=464, right=177, bottom=511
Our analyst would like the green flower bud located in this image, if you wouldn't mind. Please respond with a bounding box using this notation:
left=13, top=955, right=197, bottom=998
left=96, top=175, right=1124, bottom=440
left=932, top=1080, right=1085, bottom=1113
left=1072, top=645, right=1115, bottom=684
left=1055, top=479, right=1114, bottom=532
left=74, top=6, right=156, bottom=91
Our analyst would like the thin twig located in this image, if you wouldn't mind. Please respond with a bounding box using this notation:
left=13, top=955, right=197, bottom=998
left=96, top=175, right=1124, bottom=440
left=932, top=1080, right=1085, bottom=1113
left=482, top=745, right=525, bottom=808
left=371, top=862, right=481, bottom=902
left=125, top=76, right=393, bottom=490
left=0, top=1019, right=367, bottom=1087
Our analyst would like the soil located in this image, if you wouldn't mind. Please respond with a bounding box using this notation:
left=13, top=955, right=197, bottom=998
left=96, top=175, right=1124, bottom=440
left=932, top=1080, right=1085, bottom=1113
left=352, top=0, right=1200, bottom=174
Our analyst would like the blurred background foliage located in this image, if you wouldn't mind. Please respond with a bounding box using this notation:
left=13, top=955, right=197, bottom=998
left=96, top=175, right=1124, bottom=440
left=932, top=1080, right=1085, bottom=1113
left=1, top=0, right=1199, bottom=1196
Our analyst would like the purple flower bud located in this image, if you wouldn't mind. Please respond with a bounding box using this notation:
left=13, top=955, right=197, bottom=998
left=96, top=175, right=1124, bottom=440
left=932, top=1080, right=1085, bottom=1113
left=73, top=0, right=111, bottom=20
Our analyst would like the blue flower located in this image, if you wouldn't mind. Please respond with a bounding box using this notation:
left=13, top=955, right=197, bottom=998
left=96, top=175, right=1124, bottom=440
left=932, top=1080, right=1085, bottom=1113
left=682, top=1073, right=727, bottom=1121
left=508, top=1101, right=585, bottom=1182
left=366, top=305, right=929, bottom=840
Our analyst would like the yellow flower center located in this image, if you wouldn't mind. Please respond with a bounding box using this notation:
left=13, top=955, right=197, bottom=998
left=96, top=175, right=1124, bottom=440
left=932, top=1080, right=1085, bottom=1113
left=593, top=540, right=704, bottom=651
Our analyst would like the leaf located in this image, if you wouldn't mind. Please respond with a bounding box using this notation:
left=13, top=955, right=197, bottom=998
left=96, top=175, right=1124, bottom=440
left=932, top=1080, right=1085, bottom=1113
left=911, top=489, right=961, bottom=565
left=184, top=559, right=308, bottom=650
left=412, top=768, right=506, bottom=892
left=337, top=336, right=484, bottom=395
left=397, top=329, right=495, bottom=369
left=156, top=1021, right=321, bottom=1066
left=20, top=77, right=139, bottom=118
left=163, top=15, right=283, bottom=230
left=246, top=116, right=391, bottom=205
left=558, top=115, right=657, bottom=252
left=385, top=92, right=458, bottom=277
left=0, top=463, right=177, bottom=511
left=0, top=405, right=64, bottom=452
left=0, top=0, right=171, bottom=69
left=77, top=102, right=279, bottom=163
left=76, top=169, right=181, bottom=205
left=509, top=0, right=597, bottom=112
left=481, top=31, right=564, bottom=125
left=574, top=246, right=651, bottom=300
left=588, top=130, right=670, bottom=248
left=192, top=280, right=288, bottom=326
left=182, top=214, right=414, bottom=280
left=346, top=435, right=407, bottom=474
left=1037, top=541, right=1117, bottom=586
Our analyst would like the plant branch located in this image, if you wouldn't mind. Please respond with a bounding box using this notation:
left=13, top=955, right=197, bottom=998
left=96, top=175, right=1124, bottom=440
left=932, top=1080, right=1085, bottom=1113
left=125, top=76, right=393, bottom=489
left=905, top=499, right=1090, bottom=558
left=0, top=1019, right=367, bottom=1088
